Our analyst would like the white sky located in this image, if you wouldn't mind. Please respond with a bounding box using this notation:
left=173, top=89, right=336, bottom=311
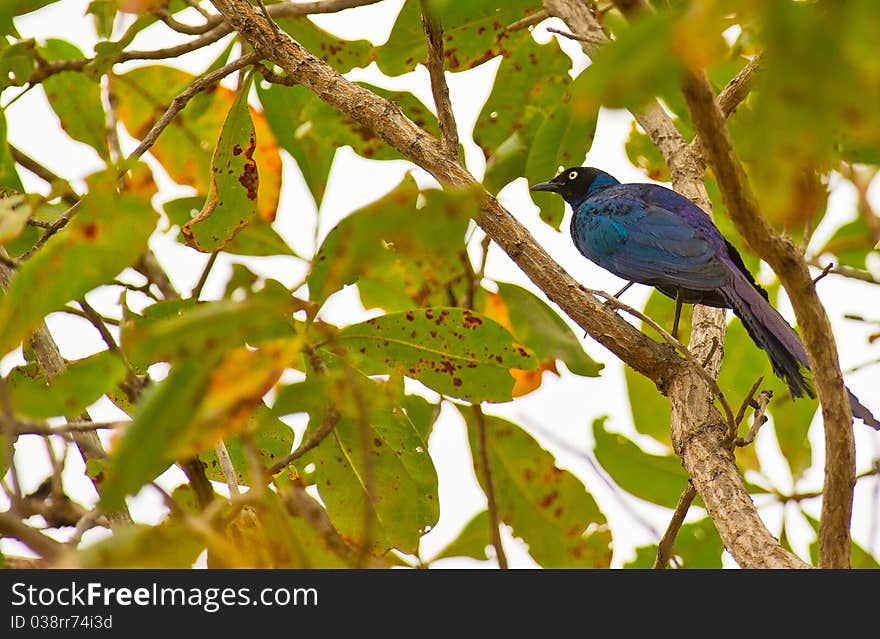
left=2, top=0, right=879, bottom=568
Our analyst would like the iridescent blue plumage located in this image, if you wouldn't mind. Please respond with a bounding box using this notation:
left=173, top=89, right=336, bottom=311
left=531, top=166, right=879, bottom=429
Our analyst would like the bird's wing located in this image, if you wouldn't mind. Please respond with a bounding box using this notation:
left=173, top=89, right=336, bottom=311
left=599, top=202, right=730, bottom=290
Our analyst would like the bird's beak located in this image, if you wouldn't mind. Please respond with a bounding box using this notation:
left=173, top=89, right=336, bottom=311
left=529, top=180, right=559, bottom=193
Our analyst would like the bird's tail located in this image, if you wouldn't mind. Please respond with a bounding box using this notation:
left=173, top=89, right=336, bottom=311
left=721, top=266, right=879, bottom=430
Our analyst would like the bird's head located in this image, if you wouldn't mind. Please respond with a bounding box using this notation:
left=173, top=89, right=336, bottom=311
left=529, top=167, right=619, bottom=206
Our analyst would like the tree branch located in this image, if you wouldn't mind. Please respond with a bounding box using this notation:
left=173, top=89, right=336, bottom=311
left=682, top=70, right=855, bottom=569
left=472, top=405, right=508, bottom=569
left=418, top=0, right=461, bottom=160
left=653, top=482, right=696, bottom=569
left=0, top=510, right=67, bottom=561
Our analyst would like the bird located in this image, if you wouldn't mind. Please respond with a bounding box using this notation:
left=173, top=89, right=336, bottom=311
left=530, top=166, right=879, bottom=429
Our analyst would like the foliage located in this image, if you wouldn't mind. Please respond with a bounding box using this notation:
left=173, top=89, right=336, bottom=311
left=0, top=0, right=877, bottom=570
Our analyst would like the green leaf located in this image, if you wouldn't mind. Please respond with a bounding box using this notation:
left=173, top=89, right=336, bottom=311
left=433, top=510, right=491, bottom=562
left=308, top=176, right=476, bottom=310
left=625, top=517, right=724, bottom=568
left=592, top=417, right=690, bottom=509
left=0, top=185, right=157, bottom=358
left=493, top=282, right=603, bottom=377
left=71, top=523, right=204, bottom=568
left=476, top=37, right=570, bottom=197
left=376, top=0, right=537, bottom=76
left=100, top=358, right=214, bottom=511
left=200, top=404, right=295, bottom=486
left=257, top=82, right=334, bottom=207
left=298, top=370, right=439, bottom=555
left=165, top=195, right=295, bottom=257
left=0, top=40, right=36, bottom=89
left=182, top=74, right=258, bottom=252
left=804, top=513, right=879, bottom=569
left=332, top=308, right=535, bottom=403
left=462, top=410, right=612, bottom=567
left=0, top=1, right=60, bottom=35
left=8, top=349, right=127, bottom=419
left=819, top=216, right=875, bottom=270
left=277, top=15, right=373, bottom=74
left=578, top=8, right=715, bottom=112
left=625, top=122, right=670, bottom=182
left=120, top=280, right=297, bottom=369
left=0, top=111, right=24, bottom=192
left=525, top=70, right=600, bottom=229
left=39, top=39, right=109, bottom=161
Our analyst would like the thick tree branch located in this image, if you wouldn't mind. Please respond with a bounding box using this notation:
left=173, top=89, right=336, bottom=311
left=682, top=71, right=855, bottom=569
left=209, top=0, right=807, bottom=568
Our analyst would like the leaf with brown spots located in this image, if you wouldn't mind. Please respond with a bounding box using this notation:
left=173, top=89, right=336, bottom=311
left=7, top=349, right=127, bottom=419
left=289, top=367, right=439, bottom=555
left=0, top=183, right=157, bottom=358
left=375, top=0, right=536, bottom=76
left=462, top=410, right=612, bottom=568
left=276, top=15, right=373, bottom=74
left=164, top=195, right=296, bottom=257
left=308, top=176, right=477, bottom=310
left=182, top=74, right=259, bottom=252
left=113, top=65, right=281, bottom=223
left=0, top=193, right=31, bottom=244
left=200, top=404, right=295, bottom=486
left=333, top=307, right=535, bottom=403
left=488, top=282, right=603, bottom=378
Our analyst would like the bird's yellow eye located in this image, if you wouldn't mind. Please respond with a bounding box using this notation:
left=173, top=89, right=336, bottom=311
left=568, top=170, right=578, bottom=180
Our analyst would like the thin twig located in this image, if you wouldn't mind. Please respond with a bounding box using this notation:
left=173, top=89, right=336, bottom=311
left=545, top=26, right=606, bottom=45
left=16, top=201, right=82, bottom=262
left=0, top=510, right=67, bottom=561
left=192, top=251, right=220, bottom=300
left=266, top=407, right=340, bottom=476
left=126, top=53, right=261, bottom=163
left=735, top=376, right=765, bottom=427
left=506, top=10, right=549, bottom=32
left=15, top=420, right=127, bottom=436
left=653, top=482, right=697, bottom=569
left=587, top=287, right=738, bottom=436
left=419, top=0, right=461, bottom=160
left=472, top=405, right=509, bottom=569
left=812, top=262, right=834, bottom=287
left=806, top=258, right=880, bottom=285
left=156, top=8, right=218, bottom=35
left=734, top=390, right=773, bottom=447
